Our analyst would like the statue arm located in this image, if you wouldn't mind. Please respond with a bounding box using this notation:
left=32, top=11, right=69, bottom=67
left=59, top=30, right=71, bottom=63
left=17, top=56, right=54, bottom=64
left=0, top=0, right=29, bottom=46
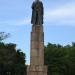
left=41, top=2, right=44, bottom=15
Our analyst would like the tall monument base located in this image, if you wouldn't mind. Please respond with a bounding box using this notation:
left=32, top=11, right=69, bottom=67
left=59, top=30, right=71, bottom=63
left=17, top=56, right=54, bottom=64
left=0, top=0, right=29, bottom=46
left=27, top=65, right=47, bottom=75
left=27, top=0, right=48, bottom=74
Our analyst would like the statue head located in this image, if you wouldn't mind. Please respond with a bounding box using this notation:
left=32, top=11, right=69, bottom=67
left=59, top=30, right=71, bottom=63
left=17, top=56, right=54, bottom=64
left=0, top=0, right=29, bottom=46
left=35, top=0, right=39, bottom=2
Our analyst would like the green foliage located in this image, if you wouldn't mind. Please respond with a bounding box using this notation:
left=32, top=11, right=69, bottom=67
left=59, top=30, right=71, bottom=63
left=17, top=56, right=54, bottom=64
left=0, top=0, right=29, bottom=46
left=44, top=43, right=75, bottom=75
left=0, top=42, right=26, bottom=75
left=15, top=49, right=26, bottom=75
left=0, top=32, right=10, bottom=42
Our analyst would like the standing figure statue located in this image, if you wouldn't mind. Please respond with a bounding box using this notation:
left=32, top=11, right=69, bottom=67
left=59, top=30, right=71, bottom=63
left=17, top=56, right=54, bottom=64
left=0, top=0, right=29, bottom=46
left=31, top=0, right=44, bottom=25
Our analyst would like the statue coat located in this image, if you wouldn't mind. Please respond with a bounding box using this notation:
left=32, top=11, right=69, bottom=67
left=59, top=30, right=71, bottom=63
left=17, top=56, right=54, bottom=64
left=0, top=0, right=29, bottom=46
left=31, top=1, right=43, bottom=25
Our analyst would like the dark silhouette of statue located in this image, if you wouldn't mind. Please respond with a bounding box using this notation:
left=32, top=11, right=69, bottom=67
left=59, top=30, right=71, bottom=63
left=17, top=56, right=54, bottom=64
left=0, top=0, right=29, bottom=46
left=31, top=0, right=43, bottom=25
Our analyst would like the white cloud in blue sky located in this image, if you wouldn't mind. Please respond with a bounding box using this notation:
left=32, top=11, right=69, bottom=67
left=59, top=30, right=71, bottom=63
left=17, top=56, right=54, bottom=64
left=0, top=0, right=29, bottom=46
left=44, top=1, right=75, bottom=26
left=0, top=0, right=75, bottom=64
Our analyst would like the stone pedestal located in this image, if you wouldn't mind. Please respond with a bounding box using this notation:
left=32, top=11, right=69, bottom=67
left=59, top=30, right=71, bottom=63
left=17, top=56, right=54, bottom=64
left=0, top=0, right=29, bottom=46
left=27, top=25, right=47, bottom=75
left=27, top=65, right=47, bottom=75
left=30, top=25, right=44, bottom=66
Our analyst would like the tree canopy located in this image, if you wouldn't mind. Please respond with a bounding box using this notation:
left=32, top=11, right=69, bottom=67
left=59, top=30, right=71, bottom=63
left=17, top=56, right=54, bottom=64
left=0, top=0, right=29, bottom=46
left=0, top=32, right=10, bottom=42
left=0, top=32, right=26, bottom=75
left=44, top=43, right=75, bottom=75
left=0, top=42, right=26, bottom=75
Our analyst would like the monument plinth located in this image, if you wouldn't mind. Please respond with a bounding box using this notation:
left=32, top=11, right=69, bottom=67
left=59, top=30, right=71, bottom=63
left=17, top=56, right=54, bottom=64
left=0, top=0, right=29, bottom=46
left=27, top=0, right=47, bottom=75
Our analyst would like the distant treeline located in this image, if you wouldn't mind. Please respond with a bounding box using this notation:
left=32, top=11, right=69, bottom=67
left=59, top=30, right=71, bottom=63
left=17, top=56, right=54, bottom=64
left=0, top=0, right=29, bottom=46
left=45, top=42, right=75, bottom=75
left=1, top=32, right=75, bottom=75
left=1, top=42, right=75, bottom=75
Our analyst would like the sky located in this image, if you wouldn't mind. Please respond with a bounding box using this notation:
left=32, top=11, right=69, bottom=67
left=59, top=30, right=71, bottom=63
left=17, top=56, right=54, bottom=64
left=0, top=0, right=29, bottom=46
left=0, top=0, right=75, bottom=64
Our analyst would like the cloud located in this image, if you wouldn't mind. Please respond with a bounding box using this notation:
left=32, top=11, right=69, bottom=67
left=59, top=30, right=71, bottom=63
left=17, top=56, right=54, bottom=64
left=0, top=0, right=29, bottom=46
left=0, top=18, right=30, bottom=26
left=14, top=18, right=31, bottom=25
left=44, top=2, right=75, bottom=26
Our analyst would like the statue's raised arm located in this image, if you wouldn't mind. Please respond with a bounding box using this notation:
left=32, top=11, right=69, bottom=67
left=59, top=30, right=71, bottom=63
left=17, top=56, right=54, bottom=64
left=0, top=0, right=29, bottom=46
left=31, top=0, right=44, bottom=25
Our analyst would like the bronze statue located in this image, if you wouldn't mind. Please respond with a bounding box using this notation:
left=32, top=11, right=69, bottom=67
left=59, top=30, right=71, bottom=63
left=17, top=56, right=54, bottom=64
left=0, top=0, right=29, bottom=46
left=31, top=0, right=43, bottom=25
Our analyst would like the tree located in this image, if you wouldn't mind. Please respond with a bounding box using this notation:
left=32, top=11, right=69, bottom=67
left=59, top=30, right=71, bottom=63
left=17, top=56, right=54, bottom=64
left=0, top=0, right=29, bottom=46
left=0, top=43, right=16, bottom=75
left=0, top=42, right=26, bottom=75
left=44, top=43, right=65, bottom=75
left=44, top=43, right=75, bottom=75
left=0, top=32, right=26, bottom=75
left=15, top=49, right=26, bottom=75
left=0, top=32, right=10, bottom=42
